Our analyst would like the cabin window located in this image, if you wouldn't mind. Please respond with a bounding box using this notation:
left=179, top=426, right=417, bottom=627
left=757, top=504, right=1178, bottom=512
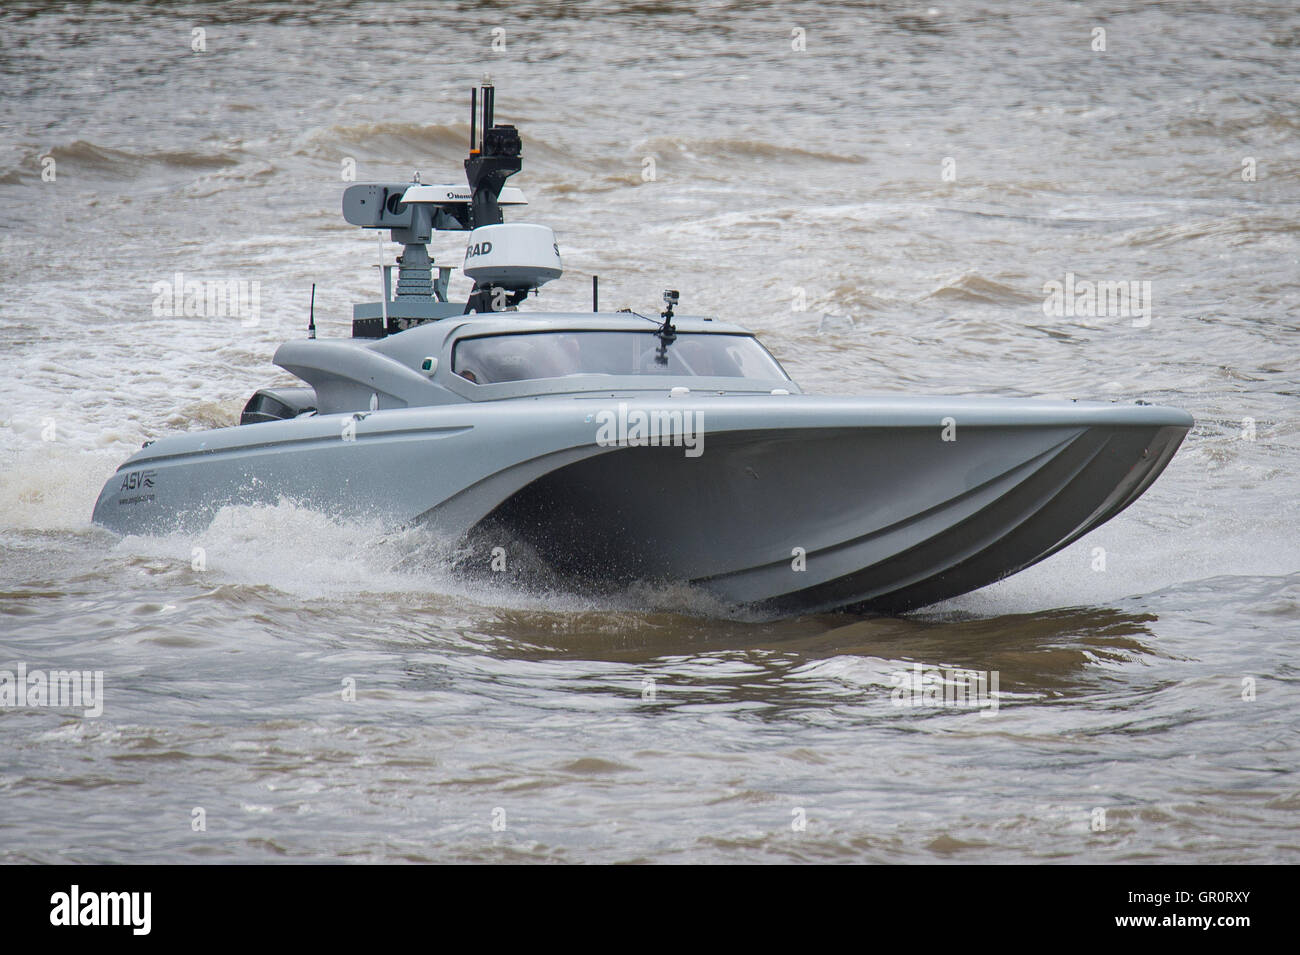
left=452, top=331, right=788, bottom=385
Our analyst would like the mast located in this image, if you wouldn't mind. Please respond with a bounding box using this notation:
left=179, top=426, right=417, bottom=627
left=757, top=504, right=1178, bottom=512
left=340, top=82, right=557, bottom=328
left=464, top=78, right=522, bottom=231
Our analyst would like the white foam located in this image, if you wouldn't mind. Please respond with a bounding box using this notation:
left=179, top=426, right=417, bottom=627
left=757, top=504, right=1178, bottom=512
left=0, top=444, right=121, bottom=532
left=104, top=498, right=727, bottom=618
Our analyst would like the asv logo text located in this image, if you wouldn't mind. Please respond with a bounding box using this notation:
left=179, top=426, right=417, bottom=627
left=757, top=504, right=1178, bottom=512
left=119, top=470, right=156, bottom=491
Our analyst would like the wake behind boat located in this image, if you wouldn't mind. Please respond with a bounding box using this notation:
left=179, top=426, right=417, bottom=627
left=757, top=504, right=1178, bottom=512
left=92, top=83, right=1192, bottom=615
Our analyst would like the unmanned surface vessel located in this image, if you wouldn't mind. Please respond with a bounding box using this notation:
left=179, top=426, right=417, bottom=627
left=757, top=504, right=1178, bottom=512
left=93, top=83, right=1192, bottom=614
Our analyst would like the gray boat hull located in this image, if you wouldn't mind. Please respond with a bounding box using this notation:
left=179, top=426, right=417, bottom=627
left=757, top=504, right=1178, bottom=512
left=92, top=393, right=1191, bottom=614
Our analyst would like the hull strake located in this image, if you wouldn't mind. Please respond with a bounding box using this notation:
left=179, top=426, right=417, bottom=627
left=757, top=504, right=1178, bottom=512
left=474, top=421, right=1189, bottom=613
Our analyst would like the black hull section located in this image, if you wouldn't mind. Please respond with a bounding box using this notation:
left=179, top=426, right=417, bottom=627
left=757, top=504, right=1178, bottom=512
left=476, top=422, right=1188, bottom=615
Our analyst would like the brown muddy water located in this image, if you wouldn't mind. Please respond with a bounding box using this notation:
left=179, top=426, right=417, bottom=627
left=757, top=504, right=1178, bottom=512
left=0, top=1, right=1297, bottom=863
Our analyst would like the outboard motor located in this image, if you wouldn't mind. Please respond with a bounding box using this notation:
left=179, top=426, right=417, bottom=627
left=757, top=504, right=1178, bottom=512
left=239, top=386, right=317, bottom=425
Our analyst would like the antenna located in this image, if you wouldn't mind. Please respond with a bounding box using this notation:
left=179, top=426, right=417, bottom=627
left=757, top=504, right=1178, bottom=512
left=376, top=233, right=390, bottom=329
left=308, top=283, right=316, bottom=339
left=593, top=275, right=599, bottom=313
left=469, top=87, right=478, bottom=154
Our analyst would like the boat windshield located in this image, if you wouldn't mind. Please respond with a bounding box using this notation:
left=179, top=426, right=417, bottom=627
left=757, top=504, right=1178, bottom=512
left=452, top=330, right=789, bottom=385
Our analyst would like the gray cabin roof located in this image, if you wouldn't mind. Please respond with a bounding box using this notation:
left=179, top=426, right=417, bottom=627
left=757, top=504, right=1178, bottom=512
left=273, top=311, right=795, bottom=413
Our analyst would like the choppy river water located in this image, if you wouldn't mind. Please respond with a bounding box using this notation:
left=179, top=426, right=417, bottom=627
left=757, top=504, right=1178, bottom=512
left=0, top=1, right=1297, bottom=862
